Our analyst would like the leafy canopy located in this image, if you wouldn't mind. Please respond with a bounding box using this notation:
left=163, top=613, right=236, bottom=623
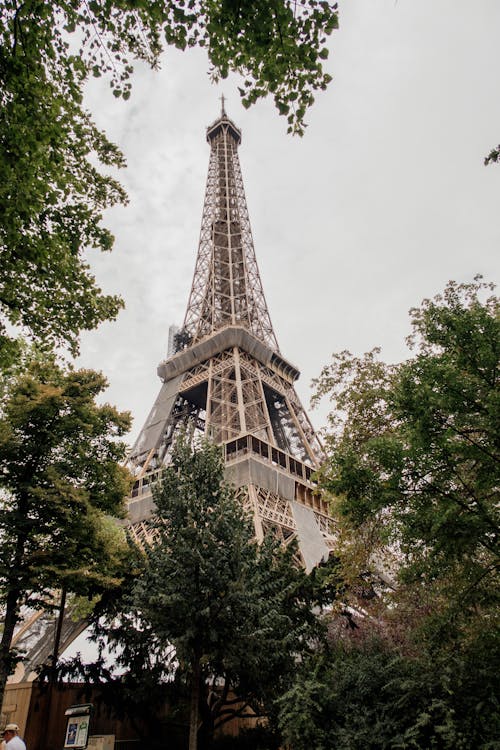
left=0, top=351, right=132, bottom=706
left=278, top=633, right=500, bottom=750
left=0, top=1, right=337, bottom=366
left=283, top=277, right=500, bottom=750
left=1, top=2, right=127, bottom=365
left=314, top=277, right=499, bottom=610
left=85, top=437, right=327, bottom=748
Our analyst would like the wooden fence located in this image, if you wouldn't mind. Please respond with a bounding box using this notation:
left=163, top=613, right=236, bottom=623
left=1, top=682, right=262, bottom=750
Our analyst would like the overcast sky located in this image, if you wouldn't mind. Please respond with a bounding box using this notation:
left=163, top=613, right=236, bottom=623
left=76, top=0, right=500, bottom=444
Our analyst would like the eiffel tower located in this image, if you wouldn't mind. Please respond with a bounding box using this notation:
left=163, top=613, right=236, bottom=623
left=127, top=105, right=336, bottom=571
left=7, top=106, right=336, bottom=688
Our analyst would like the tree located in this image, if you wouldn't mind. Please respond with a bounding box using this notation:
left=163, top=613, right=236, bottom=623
left=484, top=145, right=500, bottom=165
left=313, top=277, right=499, bottom=640
left=278, top=632, right=500, bottom=750
left=88, top=437, right=326, bottom=750
left=0, top=1, right=337, bottom=367
left=278, top=278, right=500, bottom=749
left=0, top=2, right=126, bottom=367
left=0, top=353, right=132, bottom=708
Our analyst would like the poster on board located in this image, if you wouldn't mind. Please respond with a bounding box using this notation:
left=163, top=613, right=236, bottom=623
left=64, top=705, right=92, bottom=749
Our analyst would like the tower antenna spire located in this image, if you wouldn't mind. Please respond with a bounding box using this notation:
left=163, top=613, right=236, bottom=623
left=220, top=93, right=226, bottom=117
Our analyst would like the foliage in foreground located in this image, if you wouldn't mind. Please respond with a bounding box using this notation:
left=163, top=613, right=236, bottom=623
left=278, top=630, right=500, bottom=750
left=0, top=1, right=337, bottom=366
left=294, top=277, right=500, bottom=748
left=314, top=276, right=499, bottom=643
left=77, top=437, right=331, bottom=750
left=485, top=143, right=500, bottom=165
left=0, top=351, right=132, bottom=709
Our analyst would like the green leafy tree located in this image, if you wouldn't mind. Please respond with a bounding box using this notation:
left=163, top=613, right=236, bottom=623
left=299, top=277, right=500, bottom=749
left=0, top=3, right=126, bottom=366
left=0, top=353, right=132, bottom=708
left=0, top=1, right=337, bottom=367
left=314, top=277, right=499, bottom=640
left=278, top=632, right=500, bottom=750
left=89, top=437, right=325, bottom=750
left=485, top=143, right=500, bottom=165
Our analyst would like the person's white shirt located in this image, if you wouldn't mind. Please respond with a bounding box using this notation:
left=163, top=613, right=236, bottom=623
left=6, top=735, right=26, bottom=750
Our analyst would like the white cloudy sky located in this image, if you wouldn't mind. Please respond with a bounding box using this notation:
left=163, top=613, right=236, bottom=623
left=76, top=0, right=500, bottom=444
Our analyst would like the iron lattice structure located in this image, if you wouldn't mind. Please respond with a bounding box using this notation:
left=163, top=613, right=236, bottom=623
left=7, top=109, right=336, bottom=685
left=183, top=116, right=278, bottom=349
left=127, top=110, right=336, bottom=569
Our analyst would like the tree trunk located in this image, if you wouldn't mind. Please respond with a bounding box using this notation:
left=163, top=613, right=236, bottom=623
left=198, top=681, right=218, bottom=750
left=188, top=656, right=201, bottom=750
left=0, top=519, right=27, bottom=712
left=0, top=586, right=21, bottom=712
left=40, top=585, right=67, bottom=750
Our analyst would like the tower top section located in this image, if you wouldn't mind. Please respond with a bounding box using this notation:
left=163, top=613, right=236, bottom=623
left=206, top=110, right=242, bottom=145
left=182, top=107, right=279, bottom=351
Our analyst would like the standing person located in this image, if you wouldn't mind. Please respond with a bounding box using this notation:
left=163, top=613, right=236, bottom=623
left=3, top=724, right=26, bottom=750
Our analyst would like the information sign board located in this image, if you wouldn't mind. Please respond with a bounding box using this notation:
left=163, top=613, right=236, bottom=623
left=63, top=704, right=92, bottom=749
